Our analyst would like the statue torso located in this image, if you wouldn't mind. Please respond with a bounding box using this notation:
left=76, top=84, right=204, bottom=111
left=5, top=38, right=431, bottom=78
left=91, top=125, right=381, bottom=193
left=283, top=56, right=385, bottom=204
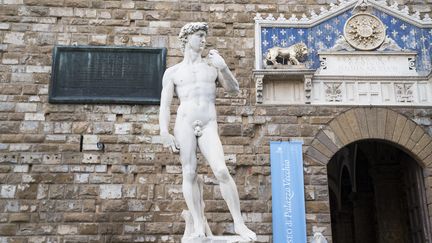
left=172, top=61, right=218, bottom=126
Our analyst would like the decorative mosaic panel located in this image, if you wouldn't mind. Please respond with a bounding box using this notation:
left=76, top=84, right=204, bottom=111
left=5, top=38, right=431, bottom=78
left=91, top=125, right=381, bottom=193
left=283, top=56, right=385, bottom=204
left=260, top=9, right=432, bottom=73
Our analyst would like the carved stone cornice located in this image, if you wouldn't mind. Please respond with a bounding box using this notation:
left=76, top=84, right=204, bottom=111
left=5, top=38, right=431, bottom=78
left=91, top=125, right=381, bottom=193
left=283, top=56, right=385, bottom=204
left=254, top=0, right=432, bottom=28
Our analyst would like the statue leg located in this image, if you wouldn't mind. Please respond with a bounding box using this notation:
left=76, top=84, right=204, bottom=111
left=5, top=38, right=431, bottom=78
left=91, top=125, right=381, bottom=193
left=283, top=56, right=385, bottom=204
left=197, top=121, right=257, bottom=241
left=175, top=124, right=205, bottom=237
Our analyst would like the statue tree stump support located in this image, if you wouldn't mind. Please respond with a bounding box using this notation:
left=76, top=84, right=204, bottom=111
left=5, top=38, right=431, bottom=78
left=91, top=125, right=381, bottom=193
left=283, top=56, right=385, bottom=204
left=158, top=22, right=257, bottom=242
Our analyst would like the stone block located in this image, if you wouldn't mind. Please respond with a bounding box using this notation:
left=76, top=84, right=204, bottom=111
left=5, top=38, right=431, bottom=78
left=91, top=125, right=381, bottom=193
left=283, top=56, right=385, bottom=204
left=26, top=65, right=51, bottom=73
left=1, top=185, right=16, bottom=198
left=266, top=124, right=280, bottom=136
left=13, top=165, right=29, bottom=173
left=90, top=35, right=107, bottom=45
left=10, top=144, right=32, bottom=152
left=0, top=122, right=20, bottom=134
left=64, top=0, right=89, bottom=7
left=82, top=135, right=100, bottom=151
left=24, top=113, right=45, bottom=121
left=410, top=126, right=425, bottom=143
left=49, top=7, right=74, bottom=17
left=16, top=184, right=38, bottom=199
left=100, top=184, right=122, bottom=199
left=54, top=122, right=72, bottom=134
left=384, top=110, right=398, bottom=140
left=0, top=102, right=15, bottom=112
left=4, top=32, right=25, bottom=45
left=20, top=121, right=40, bottom=133
left=399, top=119, right=416, bottom=146
left=306, top=201, right=330, bottom=213
left=305, top=147, right=329, bottom=165
left=82, top=154, right=100, bottom=164
left=0, top=224, right=17, bottom=236
left=392, top=114, right=407, bottom=142
left=335, top=113, right=355, bottom=142
left=78, top=223, right=98, bottom=234
left=0, top=23, right=10, bottom=30
left=328, top=120, right=348, bottom=145
left=311, top=140, right=333, bottom=159
left=75, top=174, right=90, bottom=183
left=365, top=108, right=378, bottom=139
left=94, top=122, right=113, bottom=134
left=64, top=213, right=94, bottom=222
left=115, top=123, right=132, bottom=135
left=412, top=134, right=431, bottom=155
left=42, top=154, right=61, bottom=164
left=58, top=225, right=78, bottom=235
left=316, top=131, right=339, bottom=153
left=101, top=200, right=128, bottom=212
left=9, top=213, right=30, bottom=222
left=355, top=108, right=370, bottom=139
left=279, top=124, right=300, bottom=137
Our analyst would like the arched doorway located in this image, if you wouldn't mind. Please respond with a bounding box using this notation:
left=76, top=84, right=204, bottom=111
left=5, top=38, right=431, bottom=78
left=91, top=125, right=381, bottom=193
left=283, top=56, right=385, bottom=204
left=328, top=140, right=429, bottom=243
left=304, top=108, right=432, bottom=243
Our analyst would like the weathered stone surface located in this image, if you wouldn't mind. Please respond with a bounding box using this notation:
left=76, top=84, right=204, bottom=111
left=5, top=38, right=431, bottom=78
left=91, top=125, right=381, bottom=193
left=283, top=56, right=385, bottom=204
left=0, top=224, right=17, bottom=236
left=329, top=120, right=349, bottom=145
left=365, top=108, right=378, bottom=139
left=355, top=108, right=370, bottom=139
left=344, top=110, right=362, bottom=139
left=392, top=114, right=407, bottom=143
left=384, top=110, right=398, bottom=140
left=0, top=1, right=430, bottom=242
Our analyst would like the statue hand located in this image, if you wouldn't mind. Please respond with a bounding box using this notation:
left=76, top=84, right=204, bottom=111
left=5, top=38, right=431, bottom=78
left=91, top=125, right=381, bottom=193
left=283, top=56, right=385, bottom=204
left=207, top=49, right=227, bottom=70
left=161, top=133, right=179, bottom=153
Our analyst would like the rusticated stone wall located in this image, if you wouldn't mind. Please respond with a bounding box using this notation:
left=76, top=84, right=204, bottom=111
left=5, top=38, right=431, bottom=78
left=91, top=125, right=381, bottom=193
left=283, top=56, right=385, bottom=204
left=1, top=1, right=431, bottom=243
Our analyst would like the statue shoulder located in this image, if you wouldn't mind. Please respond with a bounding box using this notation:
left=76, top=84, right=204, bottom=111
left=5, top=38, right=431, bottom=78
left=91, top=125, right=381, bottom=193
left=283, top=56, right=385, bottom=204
left=163, top=64, right=182, bottom=86
left=164, top=64, right=181, bottom=77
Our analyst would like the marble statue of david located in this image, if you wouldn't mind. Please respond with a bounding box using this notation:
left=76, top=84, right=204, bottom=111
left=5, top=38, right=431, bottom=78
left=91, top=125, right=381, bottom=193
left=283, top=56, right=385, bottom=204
left=159, top=22, right=257, bottom=241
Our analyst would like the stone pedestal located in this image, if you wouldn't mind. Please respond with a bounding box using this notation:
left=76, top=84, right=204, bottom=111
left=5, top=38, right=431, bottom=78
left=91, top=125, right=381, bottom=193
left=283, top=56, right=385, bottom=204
left=181, top=236, right=252, bottom=243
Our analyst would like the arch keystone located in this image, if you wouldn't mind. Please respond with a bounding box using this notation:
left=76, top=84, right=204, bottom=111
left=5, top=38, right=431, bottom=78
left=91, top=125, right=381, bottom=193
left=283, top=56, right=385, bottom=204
left=365, top=108, right=378, bottom=138
left=376, top=108, right=388, bottom=139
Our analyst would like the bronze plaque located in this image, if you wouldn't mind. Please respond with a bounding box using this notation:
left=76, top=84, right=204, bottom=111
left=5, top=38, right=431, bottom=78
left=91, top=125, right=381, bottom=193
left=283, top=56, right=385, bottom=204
left=49, top=46, right=167, bottom=104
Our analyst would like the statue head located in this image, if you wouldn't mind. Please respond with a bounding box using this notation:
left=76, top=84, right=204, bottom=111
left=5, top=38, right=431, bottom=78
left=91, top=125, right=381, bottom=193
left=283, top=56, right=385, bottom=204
left=178, top=22, right=209, bottom=52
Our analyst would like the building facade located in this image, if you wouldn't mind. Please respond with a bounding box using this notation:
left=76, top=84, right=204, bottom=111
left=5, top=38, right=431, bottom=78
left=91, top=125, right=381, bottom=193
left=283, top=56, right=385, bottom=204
left=0, top=0, right=431, bottom=242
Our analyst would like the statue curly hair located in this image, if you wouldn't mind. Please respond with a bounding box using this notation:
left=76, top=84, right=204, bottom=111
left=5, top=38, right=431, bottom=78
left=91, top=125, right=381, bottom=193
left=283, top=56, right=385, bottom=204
left=178, top=22, right=208, bottom=51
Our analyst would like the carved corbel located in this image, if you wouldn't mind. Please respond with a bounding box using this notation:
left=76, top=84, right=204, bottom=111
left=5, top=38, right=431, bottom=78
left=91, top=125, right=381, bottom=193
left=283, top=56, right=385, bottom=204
left=304, top=74, right=313, bottom=104
left=255, top=74, right=264, bottom=104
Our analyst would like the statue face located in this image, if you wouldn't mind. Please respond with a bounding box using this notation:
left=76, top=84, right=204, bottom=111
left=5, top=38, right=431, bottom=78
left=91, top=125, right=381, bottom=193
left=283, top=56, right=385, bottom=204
left=186, top=30, right=206, bottom=53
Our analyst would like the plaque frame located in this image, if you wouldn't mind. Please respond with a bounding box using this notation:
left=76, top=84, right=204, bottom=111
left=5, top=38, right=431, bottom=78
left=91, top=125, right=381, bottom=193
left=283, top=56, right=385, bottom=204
left=49, top=45, right=167, bottom=105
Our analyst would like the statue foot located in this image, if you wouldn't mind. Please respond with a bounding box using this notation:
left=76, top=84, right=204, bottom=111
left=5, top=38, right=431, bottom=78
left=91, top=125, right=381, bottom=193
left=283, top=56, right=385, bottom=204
left=191, top=224, right=206, bottom=238
left=234, top=223, right=257, bottom=241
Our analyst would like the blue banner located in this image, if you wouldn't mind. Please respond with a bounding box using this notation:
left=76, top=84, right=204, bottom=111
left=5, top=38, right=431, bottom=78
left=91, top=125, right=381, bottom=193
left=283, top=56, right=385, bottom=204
left=270, top=141, right=307, bottom=243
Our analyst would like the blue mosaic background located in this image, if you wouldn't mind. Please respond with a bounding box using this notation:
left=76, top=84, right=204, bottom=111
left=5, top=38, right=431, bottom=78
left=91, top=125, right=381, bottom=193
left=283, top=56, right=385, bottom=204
left=261, top=9, right=432, bottom=73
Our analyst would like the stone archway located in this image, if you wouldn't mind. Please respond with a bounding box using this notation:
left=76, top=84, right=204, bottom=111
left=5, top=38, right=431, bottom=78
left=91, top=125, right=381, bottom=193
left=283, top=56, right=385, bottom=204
left=304, top=107, right=432, bottom=242
left=306, top=108, right=432, bottom=166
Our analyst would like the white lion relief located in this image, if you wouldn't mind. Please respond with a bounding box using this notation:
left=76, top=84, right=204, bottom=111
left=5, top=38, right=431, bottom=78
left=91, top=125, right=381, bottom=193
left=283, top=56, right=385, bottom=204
left=265, top=42, right=308, bottom=67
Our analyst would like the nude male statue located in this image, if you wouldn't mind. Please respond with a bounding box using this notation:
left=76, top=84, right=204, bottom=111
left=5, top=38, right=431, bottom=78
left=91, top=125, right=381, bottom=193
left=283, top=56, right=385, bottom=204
left=159, top=22, right=257, bottom=241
